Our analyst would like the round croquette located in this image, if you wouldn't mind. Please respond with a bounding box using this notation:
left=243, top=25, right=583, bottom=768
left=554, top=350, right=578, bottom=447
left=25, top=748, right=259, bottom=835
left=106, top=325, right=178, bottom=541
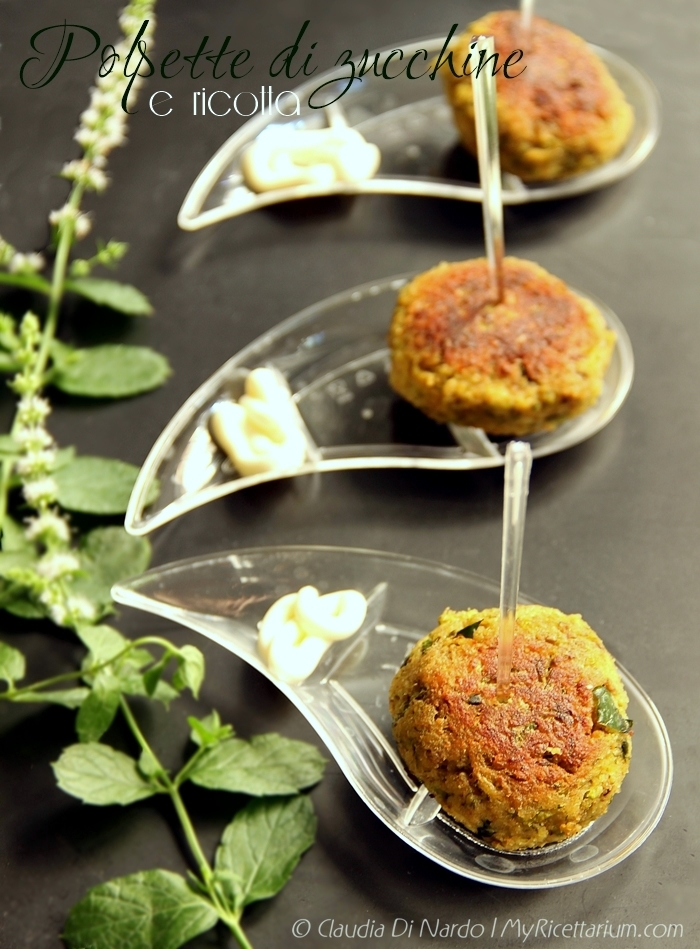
left=443, top=11, right=634, bottom=181
left=388, top=257, right=615, bottom=436
left=389, top=605, right=631, bottom=851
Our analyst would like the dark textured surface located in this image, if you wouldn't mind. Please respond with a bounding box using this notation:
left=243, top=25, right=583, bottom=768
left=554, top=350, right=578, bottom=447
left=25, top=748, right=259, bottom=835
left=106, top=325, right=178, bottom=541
left=0, top=0, right=698, bottom=946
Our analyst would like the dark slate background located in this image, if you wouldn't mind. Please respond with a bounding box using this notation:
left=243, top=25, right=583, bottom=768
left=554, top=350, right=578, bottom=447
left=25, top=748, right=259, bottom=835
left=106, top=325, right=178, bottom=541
left=0, top=0, right=698, bottom=946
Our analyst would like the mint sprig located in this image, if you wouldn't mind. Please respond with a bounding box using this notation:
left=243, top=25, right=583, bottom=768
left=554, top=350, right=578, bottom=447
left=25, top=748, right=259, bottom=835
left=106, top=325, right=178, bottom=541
left=1, top=631, right=325, bottom=949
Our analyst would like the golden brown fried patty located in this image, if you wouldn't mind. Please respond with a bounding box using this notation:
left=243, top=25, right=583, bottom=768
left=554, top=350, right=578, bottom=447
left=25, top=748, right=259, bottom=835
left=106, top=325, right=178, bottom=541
left=388, top=256, right=615, bottom=436
left=443, top=11, right=634, bottom=181
left=389, top=605, right=631, bottom=851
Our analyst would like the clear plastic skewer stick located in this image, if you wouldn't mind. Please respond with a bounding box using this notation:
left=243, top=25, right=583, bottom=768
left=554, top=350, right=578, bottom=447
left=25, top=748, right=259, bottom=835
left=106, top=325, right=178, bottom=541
left=471, top=35, right=504, bottom=303
left=496, top=441, right=533, bottom=699
left=520, top=0, right=535, bottom=41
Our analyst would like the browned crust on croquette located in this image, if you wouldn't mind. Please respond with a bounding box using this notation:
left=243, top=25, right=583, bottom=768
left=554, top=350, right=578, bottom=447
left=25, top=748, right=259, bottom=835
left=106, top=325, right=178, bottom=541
left=388, top=257, right=615, bottom=436
left=443, top=11, right=634, bottom=181
left=389, top=606, right=631, bottom=851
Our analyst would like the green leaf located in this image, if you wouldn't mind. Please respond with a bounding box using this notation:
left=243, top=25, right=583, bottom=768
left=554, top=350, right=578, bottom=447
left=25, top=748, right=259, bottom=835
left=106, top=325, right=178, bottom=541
left=55, top=457, right=155, bottom=515
left=53, top=742, right=157, bottom=805
left=153, top=679, right=179, bottom=707
left=455, top=620, right=481, bottom=639
left=189, top=733, right=326, bottom=796
left=0, top=641, right=26, bottom=686
left=188, top=710, right=233, bottom=748
left=138, top=748, right=161, bottom=779
left=63, top=869, right=218, bottom=949
left=215, top=795, right=316, bottom=911
left=76, top=672, right=121, bottom=742
left=1, top=516, right=33, bottom=553
left=78, top=624, right=130, bottom=664
left=0, top=549, right=37, bottom=578
left=64, top=277, right=154, bottom=316
left=70, top=527, right=151, bottom=618
left=143, top=651, right=174, bottom=696
left=12, top=687, right=89, bottom=708
left=51, top=445, right=76, bottom=470
left=172, top=646, right=204, bottom=699
left=52, top=342, right=171, bottom=398
left=0, top=270, right=52, bottom=295
left=0, top=588, right=46, bottom=619
left=593, top=685, right=633, bottom=733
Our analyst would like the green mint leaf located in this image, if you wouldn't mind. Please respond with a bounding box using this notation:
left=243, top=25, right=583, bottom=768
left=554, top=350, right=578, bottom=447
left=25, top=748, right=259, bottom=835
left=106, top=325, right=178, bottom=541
left=55, top=457, right=156, bottom=515
left=143, top=651, right=174, bottom=696
left=63, top=869, right=218, bottom=949
left=12, top=687, right=89, bottom=708
left=188, top=710, right=233, bottom=747
left=214, top=795, right=316, bottom=911
left=189, top=733, right=326, bottom=796
left=70, top=527, right=152, bottom=619
left=0, top=549, right=38, bottom=579
left=51, top=445, right=76, bottom=471
left=172, top=646, right=205, bottom=699
left=53, top=743, right=157, bottom=805
left=455, top=620, right=481, bottom=638
left=153, top=679, right=179, bottom=708
left=0, top=270, right=52, bottom=295
left=0, top=587, right=46, bottom=619
left=138, top=748, right=162, bottom=779
left=1, top=515, right=34, bottom=553
left=51, top=343, right=171, bottom=398
left=0, top=640, right=26, bottom=686
left=77, top=624, right=130, bottom=664
left=64, top=277, right=154, bottom=316
left=116, top=667, right=178, bottom=707
left=76, top=673, right=121, bottom=742
left=593, top=685, right=633, bottom=733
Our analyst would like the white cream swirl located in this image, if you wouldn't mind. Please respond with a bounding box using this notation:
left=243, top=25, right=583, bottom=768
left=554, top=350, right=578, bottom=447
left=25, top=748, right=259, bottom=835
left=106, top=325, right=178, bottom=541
left=241, top=126, right=381, bottom=193
left=258, top=585, right=367, bottom=685
left=209, top=368, right=307, bottom=477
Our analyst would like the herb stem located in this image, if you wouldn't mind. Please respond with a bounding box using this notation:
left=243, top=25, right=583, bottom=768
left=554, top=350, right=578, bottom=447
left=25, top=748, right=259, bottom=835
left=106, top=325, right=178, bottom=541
left=118, top=693, right=154, bottom=755
left=173, top=744, right=208, bottom=788
left=118, top=695, right=256, bottom=949
left=166, top=781, right=215, bottom=885
left=0, top=181, right=83, bottom=536
left=221, top=913, right=255, bottom=949
left=118, top=695, right=213, bottom=882
left=0, top=635, right=179, bottom=702
left=36, top=181, right=84, bottom=379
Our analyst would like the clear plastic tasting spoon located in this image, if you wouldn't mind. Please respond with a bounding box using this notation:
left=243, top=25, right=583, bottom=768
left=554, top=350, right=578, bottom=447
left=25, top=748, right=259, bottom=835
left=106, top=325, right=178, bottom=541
left=497, top=441, right=533, bottom=699
left=113, top=543, right=671, bottom=888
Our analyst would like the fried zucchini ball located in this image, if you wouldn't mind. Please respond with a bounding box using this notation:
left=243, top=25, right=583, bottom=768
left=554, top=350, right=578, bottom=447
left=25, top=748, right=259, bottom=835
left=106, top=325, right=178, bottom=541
left=388, top=256, right=615, bottom=436
left=390, top=605, right=631, bottom=851
left=443, top=11, right=634, bottom=181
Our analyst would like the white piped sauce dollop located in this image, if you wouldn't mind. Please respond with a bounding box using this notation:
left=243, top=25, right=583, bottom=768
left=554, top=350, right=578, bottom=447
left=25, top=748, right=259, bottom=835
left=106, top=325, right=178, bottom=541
left=209, top=368, right=307, bottom=477
left=241, top=127, right=381, bottom=193
left=258, top=585, right=367, bottom=684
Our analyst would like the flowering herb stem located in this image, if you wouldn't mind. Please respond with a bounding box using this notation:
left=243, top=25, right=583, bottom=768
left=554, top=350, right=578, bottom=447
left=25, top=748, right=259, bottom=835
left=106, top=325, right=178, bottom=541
left=37, top=181, right=85, bottom=379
